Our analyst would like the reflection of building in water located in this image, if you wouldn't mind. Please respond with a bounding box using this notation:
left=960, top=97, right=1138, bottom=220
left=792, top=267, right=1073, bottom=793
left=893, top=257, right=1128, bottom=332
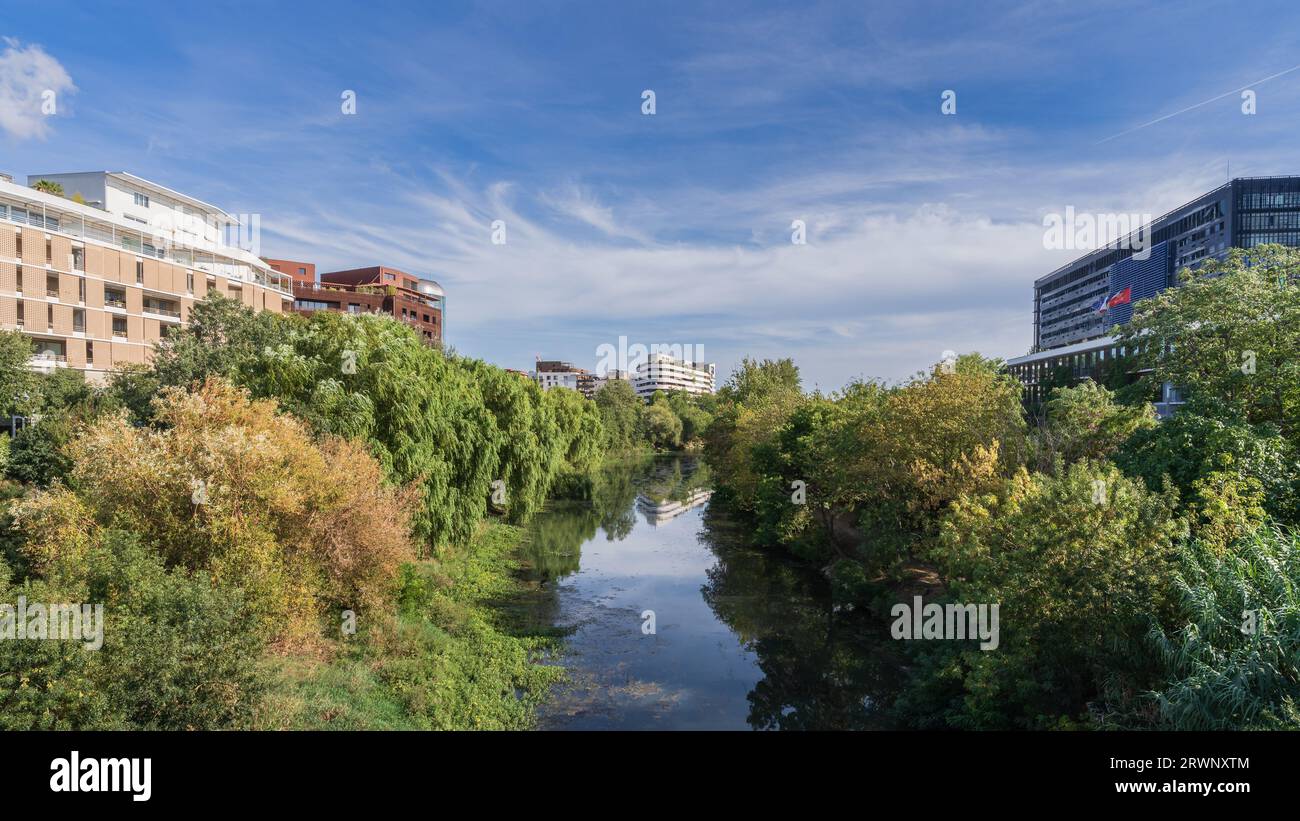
left=636, top=489, right=713, bottom=526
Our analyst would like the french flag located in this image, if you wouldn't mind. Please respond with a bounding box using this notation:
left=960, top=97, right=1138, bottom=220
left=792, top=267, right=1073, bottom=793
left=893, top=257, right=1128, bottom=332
left=1089, top=293, right=1109, bottom=313
left=1107, top=286, right=1132, bottom=309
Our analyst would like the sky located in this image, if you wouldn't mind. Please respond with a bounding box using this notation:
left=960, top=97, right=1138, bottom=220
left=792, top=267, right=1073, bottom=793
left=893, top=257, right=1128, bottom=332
left=3, top=0, right=1300, bottom=391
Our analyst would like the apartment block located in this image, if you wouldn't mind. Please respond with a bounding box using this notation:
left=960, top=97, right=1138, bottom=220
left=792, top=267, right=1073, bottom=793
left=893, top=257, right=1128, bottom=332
left=0, top=172, right=293, bottom=383
left=293, top=265, right=444, bottom=346
left=631, top=353, right=716, bottom=398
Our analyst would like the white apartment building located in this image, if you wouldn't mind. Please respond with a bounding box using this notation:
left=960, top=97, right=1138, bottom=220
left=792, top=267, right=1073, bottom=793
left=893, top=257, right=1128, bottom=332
left=0, top=171, right=293, bottom=383
left=534, top=370, right=581, bottom=391
left=631, top=353, right=716, bottom=398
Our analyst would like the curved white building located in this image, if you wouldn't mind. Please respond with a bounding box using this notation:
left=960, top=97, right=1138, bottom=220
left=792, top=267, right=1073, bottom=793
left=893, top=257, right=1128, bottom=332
left=632, top=353, right=715, bottom=398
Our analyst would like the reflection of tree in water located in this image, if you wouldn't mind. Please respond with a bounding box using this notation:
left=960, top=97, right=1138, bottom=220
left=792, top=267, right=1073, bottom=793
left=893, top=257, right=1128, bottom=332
left=522, top=455, right=715, bottom=583
left=699, top=506, right=907, bottom=730
left=638, top=454, right=712, bottom=503
left=522, top=505, right=599, bottom=581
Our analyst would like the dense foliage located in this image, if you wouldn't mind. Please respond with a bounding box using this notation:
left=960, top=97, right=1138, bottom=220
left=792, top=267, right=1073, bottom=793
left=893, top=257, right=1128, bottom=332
left=0, top=297, right=693, bottom=729
left=705, top=245, right=1300, bottom=729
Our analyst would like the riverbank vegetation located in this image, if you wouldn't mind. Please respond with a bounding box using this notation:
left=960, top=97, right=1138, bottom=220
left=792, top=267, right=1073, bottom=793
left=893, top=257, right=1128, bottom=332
left=705, top=245, right=1300, bottom=729
left=0, top=298, right=624, bottom=729
left=594, top=378, right=714, bottom=454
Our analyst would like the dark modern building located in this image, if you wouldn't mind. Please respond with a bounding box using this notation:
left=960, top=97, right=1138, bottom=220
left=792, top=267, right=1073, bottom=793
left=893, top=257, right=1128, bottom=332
left=1007, top=176, right=1300, bottom=411
left=291, top=265, right=444, bottom=346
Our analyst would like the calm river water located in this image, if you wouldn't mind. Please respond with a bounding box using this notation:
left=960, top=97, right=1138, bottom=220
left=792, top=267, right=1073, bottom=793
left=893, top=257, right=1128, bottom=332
left=519, top=454, right=904, bottom=730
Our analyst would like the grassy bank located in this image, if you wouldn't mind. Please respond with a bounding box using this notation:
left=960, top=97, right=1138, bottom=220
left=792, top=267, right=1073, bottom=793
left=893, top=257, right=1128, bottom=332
left=258, top=521, right=565, bottom=730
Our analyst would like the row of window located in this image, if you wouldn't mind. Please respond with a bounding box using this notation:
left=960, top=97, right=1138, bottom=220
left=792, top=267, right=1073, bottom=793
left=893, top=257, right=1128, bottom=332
left=1238, top=191, right=1300, bottom=208
left=1239, top=212, right=1300, bottom=230
left=1243, top=232, right=1300, bottom=246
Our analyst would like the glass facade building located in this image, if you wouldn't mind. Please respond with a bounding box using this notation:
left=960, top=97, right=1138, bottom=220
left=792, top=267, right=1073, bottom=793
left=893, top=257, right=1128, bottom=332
left=1008, top=176, right=1300, bottom=410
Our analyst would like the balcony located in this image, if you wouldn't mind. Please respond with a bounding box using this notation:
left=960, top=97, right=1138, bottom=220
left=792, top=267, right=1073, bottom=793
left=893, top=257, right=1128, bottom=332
left=143, top=303, right=182, bottom=321
left=29, top=352, right=67, bottom=372
left=0, top=196, right=295, bottom=297
left=104, top=296, right=127, bottom=309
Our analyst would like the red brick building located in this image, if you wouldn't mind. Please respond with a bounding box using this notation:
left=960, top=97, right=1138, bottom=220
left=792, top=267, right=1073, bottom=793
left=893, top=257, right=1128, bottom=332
left=262, top=258, right=316, bottom=286
left=291, top=265, right=444, bottom=346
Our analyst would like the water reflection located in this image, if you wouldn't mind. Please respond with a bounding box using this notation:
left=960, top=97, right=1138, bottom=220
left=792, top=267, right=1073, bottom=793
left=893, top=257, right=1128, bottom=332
left=523, top=454, right=904, bottom=729
left=636, top=488, right=713, bottom=526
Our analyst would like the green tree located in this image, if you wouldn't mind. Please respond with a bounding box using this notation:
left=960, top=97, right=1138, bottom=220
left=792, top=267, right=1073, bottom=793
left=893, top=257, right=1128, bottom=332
left=1120, top=244, right=1300, bottom=435
left=1116, top=413, right=1300, bottom=526
left=641, top=399, right=682, bottom=450
left=6, top=415, right=75, bottom=486
left=594, top=379, right=643, bottom=454
left=1037, top=379, right=1156, bottom=469
left=0, top=330, right=38, bottom=417
left=667, top=390, right=713, bottom=444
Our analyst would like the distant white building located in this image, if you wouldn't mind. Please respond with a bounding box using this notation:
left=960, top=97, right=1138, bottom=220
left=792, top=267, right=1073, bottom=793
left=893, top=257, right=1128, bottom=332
left=632, top=353, right=715, bottom=398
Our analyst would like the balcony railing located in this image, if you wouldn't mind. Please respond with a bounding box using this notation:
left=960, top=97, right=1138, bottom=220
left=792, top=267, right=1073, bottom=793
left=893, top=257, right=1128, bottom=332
left=0, top=197, right=295, bottom=297
left=104, top=298, right=127, bottom=309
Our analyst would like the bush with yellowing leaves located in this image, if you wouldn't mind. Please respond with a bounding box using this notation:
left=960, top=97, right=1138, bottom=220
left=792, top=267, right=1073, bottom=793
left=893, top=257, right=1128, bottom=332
left=14, top=377, right=417, bottom=647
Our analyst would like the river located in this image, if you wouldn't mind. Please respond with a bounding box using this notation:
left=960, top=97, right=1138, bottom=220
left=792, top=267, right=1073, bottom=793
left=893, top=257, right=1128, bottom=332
left=519, top=454, right=905, bottom=730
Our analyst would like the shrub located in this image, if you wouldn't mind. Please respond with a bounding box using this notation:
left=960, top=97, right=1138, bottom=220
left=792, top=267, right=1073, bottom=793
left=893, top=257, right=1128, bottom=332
left=926, top=461, right=1184, bottom=728
left=5, top=415, right=75, bottom=487
left=0, top=531, right=266, bottom=730
left=14, top=378, right=416, bottom=646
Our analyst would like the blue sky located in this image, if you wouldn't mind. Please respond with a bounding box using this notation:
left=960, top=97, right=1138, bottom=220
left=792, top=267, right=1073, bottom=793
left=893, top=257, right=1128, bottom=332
left=3, top=0, right=1300, bottom=389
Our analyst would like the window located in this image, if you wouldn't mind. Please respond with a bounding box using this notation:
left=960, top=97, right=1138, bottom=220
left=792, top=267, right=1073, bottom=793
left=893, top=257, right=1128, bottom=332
left=33, top=339, right=64, bottom=360
left=104, top=287, right=126, bottom=308
left=136, top=260, right=144, bottom=283
left=86, top=341, right=94, bottom=364
left=72, top=247, right=84, bottom=271
left=45, top=238, right=52, bottom=262
left=47, top=304, right=53, bottom=330
left=46, top=274, right=59, bottom=297
left=15, top=234, right=20, bottom=256
left=298, top=267, right=306, bottom=276
left=78, top=277, right=86, bottom=302
left=15, top=301, right=23, bottom=327
left=73, top=308, right=85, bottom=333
left=133, top=192, right=149, bottom=207
left=112, top=316, right=127, bottom=337
left=186, top=271, right=194, bottom=293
